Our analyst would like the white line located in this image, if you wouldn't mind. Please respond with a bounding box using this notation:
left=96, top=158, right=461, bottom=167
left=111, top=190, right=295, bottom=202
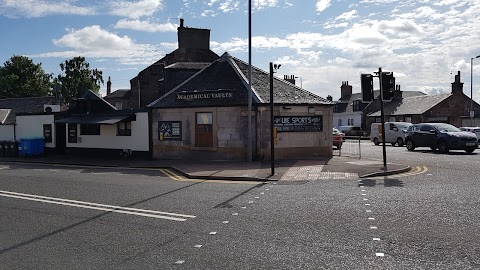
left=0, top=193, right=187, bottom=221
left=376, top=253, right=385, bottom=257
left=0, top=190, right=195, bottom=220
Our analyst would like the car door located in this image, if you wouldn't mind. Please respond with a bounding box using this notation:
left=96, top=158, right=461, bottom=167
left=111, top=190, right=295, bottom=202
left=419, top=124, right=437, bottom=147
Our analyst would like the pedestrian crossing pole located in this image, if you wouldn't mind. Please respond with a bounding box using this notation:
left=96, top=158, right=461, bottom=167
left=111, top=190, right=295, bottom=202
left=378, top=68, right=387, bottom=168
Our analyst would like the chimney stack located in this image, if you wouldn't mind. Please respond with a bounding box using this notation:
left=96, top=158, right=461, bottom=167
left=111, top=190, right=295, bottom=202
left=284, top=75, right=296, bottom=85
left=106, top=76, right=112, bottom=96
left=340, top=81, right=352, bottom=99
left=177, top=18, right=211, bottom=50
left=451, top=71, right=464, bottom=95
left=327, top=95, right=333, bottom=101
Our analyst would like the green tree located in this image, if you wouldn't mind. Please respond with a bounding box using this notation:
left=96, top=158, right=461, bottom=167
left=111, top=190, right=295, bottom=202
left=56, top=56, right=103, bottom=104
left=0, top=55, right=52, bottom=98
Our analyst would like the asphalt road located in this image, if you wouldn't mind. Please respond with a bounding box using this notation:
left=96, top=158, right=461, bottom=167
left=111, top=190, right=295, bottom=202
left=1, top=144, right=479, bottom=269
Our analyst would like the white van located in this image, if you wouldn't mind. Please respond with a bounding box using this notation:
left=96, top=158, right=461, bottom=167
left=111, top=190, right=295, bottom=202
left=370, top=122, right=412, bottom=146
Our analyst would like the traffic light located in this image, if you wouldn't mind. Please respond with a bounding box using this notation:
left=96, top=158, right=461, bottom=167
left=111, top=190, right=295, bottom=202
left=381, top=72, right=395, bottom=101
left=361, top=74, right=374, bottom=102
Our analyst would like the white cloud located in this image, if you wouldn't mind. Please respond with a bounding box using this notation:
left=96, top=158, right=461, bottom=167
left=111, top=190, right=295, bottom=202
left=114, top=19, right=177, bottom=32
left=43, top=26, right=163, bottom=64
left=253, top=0, right=278, bottom=10
left=219, top=0, right=240, bottom=12
left=316, top=0, right=331, bottom=13
left=108, top=0, right=164, bottom=19
left=0, top=0, right=94, bottom=18
left=336, top=10, right=358, bottom=21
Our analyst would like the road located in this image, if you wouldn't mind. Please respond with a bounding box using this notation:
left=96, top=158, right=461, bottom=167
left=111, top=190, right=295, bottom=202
left=1, top=144, right=479, bottom=269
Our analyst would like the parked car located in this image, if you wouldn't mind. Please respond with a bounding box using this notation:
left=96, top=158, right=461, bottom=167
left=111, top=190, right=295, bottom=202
left=370, top=122, right=412, bottom=146
left=405, top=123, right=478, bottom=153
left=336, top=125, right=362, bottom=137
left=333, top=128, right=344, bottom=149
left=459, top=127, right=480, bottom=143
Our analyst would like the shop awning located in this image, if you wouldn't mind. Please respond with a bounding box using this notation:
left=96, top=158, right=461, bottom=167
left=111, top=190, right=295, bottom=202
left=55, top=114, right=135, bottom=125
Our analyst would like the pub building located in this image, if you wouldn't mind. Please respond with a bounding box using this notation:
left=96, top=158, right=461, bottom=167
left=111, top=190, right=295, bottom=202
left=148, top=52, right=334, bottom=161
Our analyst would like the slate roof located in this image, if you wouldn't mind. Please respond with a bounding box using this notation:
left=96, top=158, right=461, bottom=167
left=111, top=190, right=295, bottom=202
left=165, top=62, right=212, bottom=70
left=336, top=90, right=426, bottom=114
left=148, top=52, right=331, bottom=108
left=104, top=89, right=131, bottom=99
left=0, top=96, right=56, bottom=124
left=368, top=93, right=451, bottom=117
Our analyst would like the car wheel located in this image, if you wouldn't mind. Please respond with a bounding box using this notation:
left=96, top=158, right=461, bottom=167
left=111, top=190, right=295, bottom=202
left=430, top=146, right=437, bottom=151
left=373, top=138, right=379, bottom=145
left=438, top=141, right=449, bottom=153
left=397, top=138, right=404, bottom=147
left=406, top=140, right=415, bottom=151
left=465, top=147, right=475, bottom=153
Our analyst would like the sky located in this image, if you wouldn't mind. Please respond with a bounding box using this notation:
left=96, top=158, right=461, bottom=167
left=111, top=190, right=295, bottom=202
left=1, top=0, right=480, bottom=102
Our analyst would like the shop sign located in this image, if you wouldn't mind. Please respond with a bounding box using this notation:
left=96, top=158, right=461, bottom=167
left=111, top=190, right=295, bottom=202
left=274, top=116, right=323, bottom=132
left=176, top=90, right=234, bottom=101
left=158, top=121, right=182, bottom=140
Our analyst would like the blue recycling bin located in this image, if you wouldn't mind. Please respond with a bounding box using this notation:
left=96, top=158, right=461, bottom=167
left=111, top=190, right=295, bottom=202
left=19, top=137, right=45, bottom=156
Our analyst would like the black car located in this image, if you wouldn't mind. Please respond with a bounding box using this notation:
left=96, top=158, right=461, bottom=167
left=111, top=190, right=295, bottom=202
left=405, top=123, right=478, bottom=153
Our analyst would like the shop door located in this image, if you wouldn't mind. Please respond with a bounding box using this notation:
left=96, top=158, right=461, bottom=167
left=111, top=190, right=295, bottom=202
left=195, top=112, right=213, bottom=147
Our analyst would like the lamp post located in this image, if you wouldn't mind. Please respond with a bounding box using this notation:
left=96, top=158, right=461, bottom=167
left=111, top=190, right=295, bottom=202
left=295, top=76, right=303, bottom=88
left=270, top=62, right=281, bottom=176
left=471, top=55, right=480, bottom=126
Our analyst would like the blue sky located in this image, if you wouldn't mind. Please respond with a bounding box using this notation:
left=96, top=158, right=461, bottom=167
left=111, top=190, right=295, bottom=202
left=1, top=0, right=480, bottom=102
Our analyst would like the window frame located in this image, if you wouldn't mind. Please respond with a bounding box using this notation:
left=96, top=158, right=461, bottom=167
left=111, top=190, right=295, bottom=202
left=117, top=121, right=132, bottom=136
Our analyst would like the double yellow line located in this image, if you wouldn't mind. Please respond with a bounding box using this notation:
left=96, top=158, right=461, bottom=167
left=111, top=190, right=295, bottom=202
left=371, top=165, right=428, bottom=179
left=159, top=169, right=263, bottom=185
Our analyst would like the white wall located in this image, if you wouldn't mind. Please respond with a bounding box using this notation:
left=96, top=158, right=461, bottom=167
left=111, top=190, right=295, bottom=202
left=333, top=112, right=362, bottom=128
left=16, top=114, right=56, bottom=148
left=66, top=112, right=149, bottom=151
left=0, top=125, right=15, bottom=141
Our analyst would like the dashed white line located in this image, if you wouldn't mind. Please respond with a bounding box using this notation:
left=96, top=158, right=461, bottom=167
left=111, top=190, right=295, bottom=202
left=376, top=253, right=385, bottom=257
left=209, top=232, right=217, bottom=235
left=368, top=217, right=375, bottom=220
left=366, top=210, right=372, bottom=213
left=370, top=226, right=377, bottom=229
left=373, top=238, right=381, bottom=241
left=175, top=260, right=185, bottom=264
left=194, top=245, right=202, bottom=248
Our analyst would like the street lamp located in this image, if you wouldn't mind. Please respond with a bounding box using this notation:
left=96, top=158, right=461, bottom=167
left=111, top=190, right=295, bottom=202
left=295, top=76, right=303, bottom=88
left=270, top=62, right=281, bottom=176
left=470, top=55, right=480, bottom=126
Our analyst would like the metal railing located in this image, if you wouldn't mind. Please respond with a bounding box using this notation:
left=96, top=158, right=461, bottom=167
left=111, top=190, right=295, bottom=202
left=334, top=137, right=362, bottom=158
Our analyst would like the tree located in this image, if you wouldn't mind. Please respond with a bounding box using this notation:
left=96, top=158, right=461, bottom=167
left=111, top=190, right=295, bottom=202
left=56, top=56, right=103, bottom=104
left=0, top=55, right=52, bottom=98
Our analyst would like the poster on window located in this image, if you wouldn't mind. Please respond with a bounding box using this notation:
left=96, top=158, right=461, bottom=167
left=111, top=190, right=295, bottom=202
left=68, top=124, right=77, bottom=143
left=43, top=124, right=52, bottom=143
left=158, top=121, right=182, bottom=140
left=273, top=116, right=323, bottom=132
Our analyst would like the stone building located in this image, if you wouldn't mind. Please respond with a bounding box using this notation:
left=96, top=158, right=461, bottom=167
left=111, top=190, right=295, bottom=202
left=128, top=19, right=219, bottom=109
left=148, top=53, right=333, bottom=161
left=367, top=71, right=480, bottom=127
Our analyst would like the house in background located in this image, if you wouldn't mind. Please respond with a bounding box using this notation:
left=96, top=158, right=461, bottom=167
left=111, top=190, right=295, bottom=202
left=54, top=91, right=150, bottom=157
left=367, top=71, right=480, bottom=127
left=333, top=81, right=425, bottom=131
left=0, top=96, right=60, bottom=141
left=148, top=52, right=333, bottom=161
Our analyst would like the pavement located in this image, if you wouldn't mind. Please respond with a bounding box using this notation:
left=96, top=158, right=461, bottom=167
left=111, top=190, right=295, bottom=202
left=0, top=153, right=410, bottom=182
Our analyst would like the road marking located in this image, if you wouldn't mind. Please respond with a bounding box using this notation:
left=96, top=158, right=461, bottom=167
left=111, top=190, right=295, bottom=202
left=209, top=232, right=217, bottom=235
left=159, top=169, right=263, bottom=185
left=373, top=238, right=381, bottom=241
left=0, top=190, right=195, bottom=221
left=368, top=217, right=375, bottom=220
left=194, top=245, right=202, bottom=248
left=370, top=226, right=377, bottom=229
left=175, top=260, right=185, bottom=264
left=376, top=253, right=385, bottom=257
left=369, top=166, right=428, bottom=179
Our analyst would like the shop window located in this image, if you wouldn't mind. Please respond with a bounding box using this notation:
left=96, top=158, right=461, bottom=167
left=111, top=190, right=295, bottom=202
left=80, top=124, right=100, bottom=135
left=117, top=121, right=131, bottom=136
left=43, top=124, right=52, bottom=143
left=195, top=112, right=213, bottom=147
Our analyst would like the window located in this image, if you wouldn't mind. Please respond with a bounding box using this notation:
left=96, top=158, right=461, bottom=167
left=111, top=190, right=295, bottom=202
left=405, top=117, right=412, bottom=123
left=338, top=119, right=342, bottom=127
left=348, top=119, right=354, bottom=125
left=333, top=104, right=339, bottom=113
left=117, top=121, right=131, bottom=136
left=114, top=102, right=123, bottom=110
left=353, top=100, right=362, bottom=111
left=195, top=112, right=213, bottom=147
left=80, top=124, right=100, bottom=135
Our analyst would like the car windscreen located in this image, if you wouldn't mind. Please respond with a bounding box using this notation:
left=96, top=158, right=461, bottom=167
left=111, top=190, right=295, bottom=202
left=433, top=124, right=461, bottom=132
left=396, top=123, right=412, bottom=130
